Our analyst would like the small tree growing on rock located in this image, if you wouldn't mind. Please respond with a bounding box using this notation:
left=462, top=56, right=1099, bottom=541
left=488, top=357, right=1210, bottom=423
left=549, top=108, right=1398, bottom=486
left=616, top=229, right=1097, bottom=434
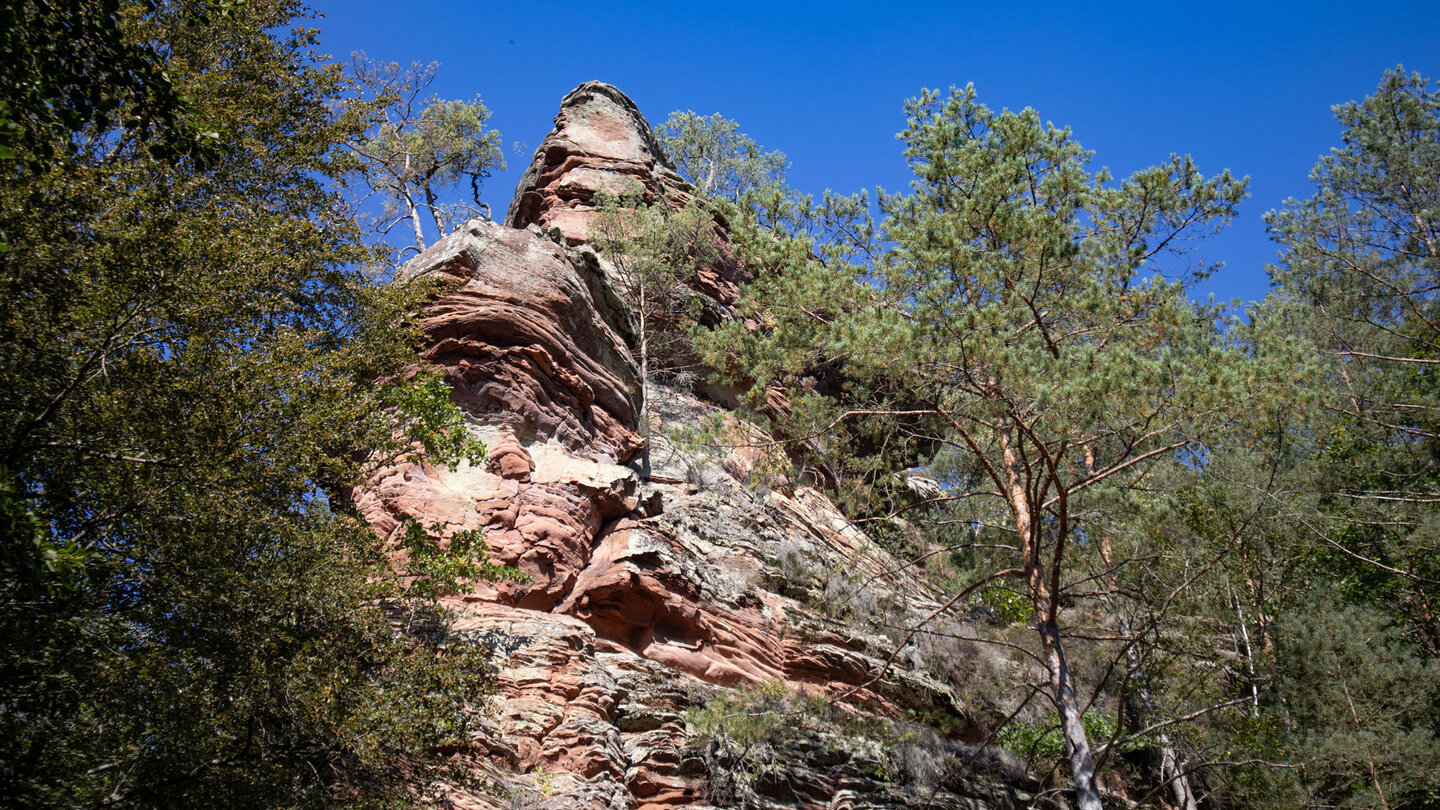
left=658, top=111, right=788, bottom=207
left=589, top=187, right=720, bottom=430
left=344, top=52, right=504, bottom=253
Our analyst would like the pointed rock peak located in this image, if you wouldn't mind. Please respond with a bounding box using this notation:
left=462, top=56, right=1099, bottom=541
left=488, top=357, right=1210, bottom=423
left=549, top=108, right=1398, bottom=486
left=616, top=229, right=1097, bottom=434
left=504, top=80, right=690, bottom=244
left=553, top=81, right=665, bottom=162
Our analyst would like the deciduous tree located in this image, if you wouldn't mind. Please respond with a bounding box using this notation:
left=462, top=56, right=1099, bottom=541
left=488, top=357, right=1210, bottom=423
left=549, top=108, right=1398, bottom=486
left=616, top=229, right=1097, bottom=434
left=345, top=53, right=504, bottom=253
left=658, top=110, right=787, bottom=207
left=0, top=2, right=507, bottom=806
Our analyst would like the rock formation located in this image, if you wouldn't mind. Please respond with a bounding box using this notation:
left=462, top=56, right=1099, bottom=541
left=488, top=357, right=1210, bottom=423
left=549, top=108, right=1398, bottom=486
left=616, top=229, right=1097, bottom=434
left=357, top=82, right=1042, bottom=809
left=505, top=82, right=688, bottom=246
left=505, top=81, right=750, bottom=320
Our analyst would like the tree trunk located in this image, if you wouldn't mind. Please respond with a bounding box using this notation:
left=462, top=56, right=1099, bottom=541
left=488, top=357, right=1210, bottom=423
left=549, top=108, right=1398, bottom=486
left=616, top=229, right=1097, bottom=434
left=1001, top=423, right=1104, bottom=810
left=1161, top=742, right=1199, bottom=810
left=637, top=284, right=649, bottom=435
left=404, top=190, right=425, bottom=251
left=1100, top=525, right=1200, bottom=810
left=424, top=173, right=446, bottom=238
left=401, top=153, right=427, bottom=251
left=1230, top=585, right=1260, bottom=716
left=1039, top=621, right=1105, bottom=810
left=1119, top=613, right=1199, bottom=810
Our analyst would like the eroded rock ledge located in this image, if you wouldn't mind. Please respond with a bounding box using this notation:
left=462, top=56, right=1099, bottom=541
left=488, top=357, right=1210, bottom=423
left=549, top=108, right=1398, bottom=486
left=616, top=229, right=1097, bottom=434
left=505, top=81, right=687, bottom=245
left=356, top=81, right=1034, bottom=810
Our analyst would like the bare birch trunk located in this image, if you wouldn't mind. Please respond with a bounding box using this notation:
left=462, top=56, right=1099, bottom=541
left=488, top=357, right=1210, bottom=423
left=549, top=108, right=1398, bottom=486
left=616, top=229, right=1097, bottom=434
left=401, top=153, right=427, bottom=250
left=637, top=284, right=649, bottom=438
left=406, top=195, right=426, bottom=250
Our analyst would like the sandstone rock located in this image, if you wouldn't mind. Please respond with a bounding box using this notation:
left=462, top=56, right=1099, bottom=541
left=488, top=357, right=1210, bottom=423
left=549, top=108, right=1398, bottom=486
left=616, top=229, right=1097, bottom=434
left=489, top=434, right=534, bottom=481
left=405, top=218, right=644, bottom=463
left=504, top=81, right=750, bottom=320
left=505, top=81, right=689, bottom=246
left=354, top=82, right=1030, bottom=809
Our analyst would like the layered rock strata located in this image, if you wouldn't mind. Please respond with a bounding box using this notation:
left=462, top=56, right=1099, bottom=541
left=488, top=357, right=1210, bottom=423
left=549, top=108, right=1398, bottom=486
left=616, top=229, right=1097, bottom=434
left=505, top=82, right=688, bottom=246
left=357, top=82, right=1035, bottom=809
left=505, top=81, right=750, bottom=321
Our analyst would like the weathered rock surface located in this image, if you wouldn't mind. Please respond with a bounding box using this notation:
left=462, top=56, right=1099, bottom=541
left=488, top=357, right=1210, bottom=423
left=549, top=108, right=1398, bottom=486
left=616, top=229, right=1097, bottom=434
left=357, top=82, right=1040, bottom=809
left=505, top=81, right=689, bottom=246
left=403, top=219, right=644, bottom=463
left=505, top=81, right=750, bottom=321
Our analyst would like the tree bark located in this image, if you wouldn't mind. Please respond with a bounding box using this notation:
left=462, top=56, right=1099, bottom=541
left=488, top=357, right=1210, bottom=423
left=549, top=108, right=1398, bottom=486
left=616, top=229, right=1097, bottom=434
left=424, top=171, right=446, bottom=238
left=1002, top=423, right=1104, bottom=810
left=400, top=152, right=426, bottom=250
left=405, top=193, right=425, bottom=250
left=637, top=282, right=649, bottom=434
left=1039, top=622, right=1105, bottom=810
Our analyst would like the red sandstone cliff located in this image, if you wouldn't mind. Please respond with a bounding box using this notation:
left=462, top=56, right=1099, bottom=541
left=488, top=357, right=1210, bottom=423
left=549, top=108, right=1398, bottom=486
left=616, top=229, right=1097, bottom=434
left=355, top=82, right=1033, bottom=810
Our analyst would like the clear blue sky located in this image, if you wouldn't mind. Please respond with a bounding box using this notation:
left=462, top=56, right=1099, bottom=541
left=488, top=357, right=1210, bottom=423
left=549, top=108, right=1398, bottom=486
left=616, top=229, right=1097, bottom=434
left=309, top=0, right=1440, bottom=307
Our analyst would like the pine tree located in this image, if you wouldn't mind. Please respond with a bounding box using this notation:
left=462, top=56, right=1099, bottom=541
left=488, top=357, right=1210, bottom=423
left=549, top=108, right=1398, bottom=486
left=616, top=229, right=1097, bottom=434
left=589, top=188, right=719, bottom=421
left=701, top=85, right=1249, bottom=809
left=1266, top=66, right=1440, bottom=652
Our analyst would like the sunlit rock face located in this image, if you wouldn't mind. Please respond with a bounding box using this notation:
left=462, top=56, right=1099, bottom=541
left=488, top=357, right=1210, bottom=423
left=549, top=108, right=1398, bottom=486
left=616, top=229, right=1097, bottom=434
left=355, top=82, right=1026, bottom=809
left=505, top=81, right=689, bottom=246
left=504, top=81, right=749, bottom=320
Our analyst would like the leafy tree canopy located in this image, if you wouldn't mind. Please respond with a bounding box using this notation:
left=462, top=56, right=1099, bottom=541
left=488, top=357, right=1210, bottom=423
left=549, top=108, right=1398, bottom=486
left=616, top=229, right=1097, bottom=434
left=345, top=53, right=504, bottom=254
left=698, top=84, right=1251, bottom=810
left=0, top=2, right=507, bottom=806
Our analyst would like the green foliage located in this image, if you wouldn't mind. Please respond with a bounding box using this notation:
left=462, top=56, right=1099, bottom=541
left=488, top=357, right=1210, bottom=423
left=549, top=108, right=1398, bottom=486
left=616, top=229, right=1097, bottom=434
left=400, top=520, right=528, bottom=603
left=688, top=679, right=898, bottom=750
left=1264, top=65, right=1440, bottom=651
left=997, top=711, right=1144, bottom=764
left=0, top=2, right=508, bottom=806
left=589, top=186, right=721, bottom=402
left=345, top=53, right=504, bottom=252
left=387, top=369, right=487, bottom=469
left=1224, top=596, right=1440, bottom=809
left=0, top=0, right=223, bottom=168
left=0, top=464, right=85, bottom=599
left=697, top=83, right=1249, bottom=810
left=658, top=110, right=788, bottom=207
left=687, top=679, right=795, bottom=749
left=977, top=584, right=1034, bottom=625
left=1057, top=67, right=1440, bottom=808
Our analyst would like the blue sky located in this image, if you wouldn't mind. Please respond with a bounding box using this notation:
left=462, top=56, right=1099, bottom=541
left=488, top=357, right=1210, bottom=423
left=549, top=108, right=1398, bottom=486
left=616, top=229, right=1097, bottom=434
left=309, top=0, right=1440, bottom=306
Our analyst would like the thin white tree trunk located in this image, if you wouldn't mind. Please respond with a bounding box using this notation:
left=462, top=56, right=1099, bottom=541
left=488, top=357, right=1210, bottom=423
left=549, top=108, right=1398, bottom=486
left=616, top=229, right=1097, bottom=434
left=405, top=192, right=426, bottom=250
left=401, top=153, right=426, bottom=250
left=638, top=283, right=649, bottom=435
left=1230, top=584, right=1260, bottom=716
